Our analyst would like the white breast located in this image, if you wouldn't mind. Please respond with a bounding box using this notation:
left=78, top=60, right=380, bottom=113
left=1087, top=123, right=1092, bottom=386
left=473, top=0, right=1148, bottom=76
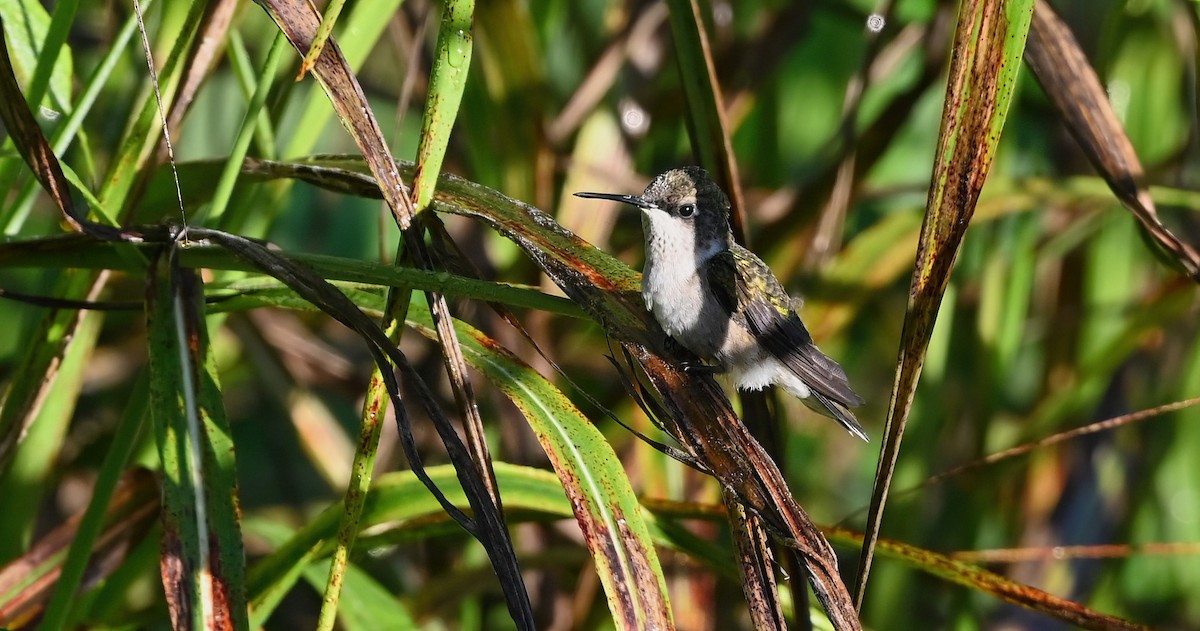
left=643, top=262, right=706, bottom=339
left=641, top=234, right=730, bottom=359
left=639, top=211, right=740, bottom=360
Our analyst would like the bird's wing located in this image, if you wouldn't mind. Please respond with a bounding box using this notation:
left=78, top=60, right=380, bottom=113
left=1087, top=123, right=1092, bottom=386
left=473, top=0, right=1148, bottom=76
left=705, top=246, right=792, bottom=317
left=706, top=246, right=864, bottom=408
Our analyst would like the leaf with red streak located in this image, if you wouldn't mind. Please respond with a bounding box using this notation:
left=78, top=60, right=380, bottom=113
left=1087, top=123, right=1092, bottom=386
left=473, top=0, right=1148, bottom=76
left=146, top=250, right=248, bottom=631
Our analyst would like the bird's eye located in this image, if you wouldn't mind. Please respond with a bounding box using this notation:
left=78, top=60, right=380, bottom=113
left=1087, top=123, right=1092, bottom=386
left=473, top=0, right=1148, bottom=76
left=678, top=204, right=696, bottom=217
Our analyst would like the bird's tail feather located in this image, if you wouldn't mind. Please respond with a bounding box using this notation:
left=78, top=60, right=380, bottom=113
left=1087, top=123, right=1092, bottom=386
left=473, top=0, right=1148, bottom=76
left=804, top=390, right=869, bottom=442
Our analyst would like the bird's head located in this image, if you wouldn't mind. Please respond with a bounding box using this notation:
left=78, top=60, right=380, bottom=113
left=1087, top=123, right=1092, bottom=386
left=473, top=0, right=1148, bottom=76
left=575, top=167, right=733, bottom=262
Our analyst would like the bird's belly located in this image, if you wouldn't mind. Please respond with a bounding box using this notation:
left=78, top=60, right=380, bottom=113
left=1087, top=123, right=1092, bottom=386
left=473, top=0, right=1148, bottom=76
left=644, top=279, right=807, bottom=397
left=645, top=278, right=710, bottom=352
left=644, top=277, right=757, bottom=362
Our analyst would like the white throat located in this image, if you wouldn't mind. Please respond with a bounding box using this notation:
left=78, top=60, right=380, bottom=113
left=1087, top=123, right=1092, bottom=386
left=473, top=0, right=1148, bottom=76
left=640, top=211, right=724, bottom=315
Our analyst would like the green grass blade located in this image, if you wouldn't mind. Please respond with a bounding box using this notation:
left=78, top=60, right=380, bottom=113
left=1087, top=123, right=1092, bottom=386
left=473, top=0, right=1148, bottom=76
left=0, top=236, right=584, bottom=318
left=225, top=31, right=278, bottom=158
left=1, top=0, right=150, bottom=233
left=0, top=0, right=73, bottom=111
left=38, top=377, right=149, bottom=631
left=0, top=0, right=76, bottom=223
left=145, top=251, right=248, bottom=630
left=663, top=0, right=747, bottom=238
left=296, top=0, right=347, bottom=79
left=204, top=30, right=288, bottom=226
left=853, top=0, right=1035, bottom=609
left=280, top=0, right=406, bottom=158
left=412, top=0, right=472, bottom=212
left=0, top=301, right=102, bottom=560
left=98, top=0, right=201, bottom=216
left=407, top=305, right=674, bottom=630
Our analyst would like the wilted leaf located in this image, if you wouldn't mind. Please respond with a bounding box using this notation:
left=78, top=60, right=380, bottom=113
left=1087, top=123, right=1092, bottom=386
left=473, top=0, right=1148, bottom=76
left=1025, top=0, right=1200, bottom=281
left=854, top=0, right=1035, bottom=607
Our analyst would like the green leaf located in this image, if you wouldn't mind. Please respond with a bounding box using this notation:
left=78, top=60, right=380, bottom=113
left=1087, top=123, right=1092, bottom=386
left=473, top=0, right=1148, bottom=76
left=0, top=0, right=74, bottom=112
left=406, top=305, right=674, bottom=630
left=247, top=520, right=421, bottom=630
left=664, top=0, right=747, bottom=237
left=855, top=0, right=1036, bottom=606
left=145, top=250, right=248, bottom=630
left=412, top=0, right=473, bottom=212
left=247, top=464, right=571, bottom=625
left=38, top=380, right=151, bottom=631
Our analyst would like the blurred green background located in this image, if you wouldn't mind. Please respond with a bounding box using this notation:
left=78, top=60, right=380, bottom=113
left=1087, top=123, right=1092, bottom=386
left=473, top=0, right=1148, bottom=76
left=1, top=0, right=1198, bottom=628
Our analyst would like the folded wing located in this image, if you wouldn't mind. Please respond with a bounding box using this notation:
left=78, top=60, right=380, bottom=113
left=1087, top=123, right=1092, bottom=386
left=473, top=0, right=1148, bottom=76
left=706, top=246, right=865, bottom=410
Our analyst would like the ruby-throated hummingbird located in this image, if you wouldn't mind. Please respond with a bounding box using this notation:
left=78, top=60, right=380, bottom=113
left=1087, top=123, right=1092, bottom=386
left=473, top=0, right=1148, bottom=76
left=575, top=167, right=867, bottom=441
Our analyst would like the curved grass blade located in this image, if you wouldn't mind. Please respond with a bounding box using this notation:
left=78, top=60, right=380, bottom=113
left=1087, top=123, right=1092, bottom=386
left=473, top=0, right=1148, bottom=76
left=407, top=306, right=674, bottom=630
left=853, top=0, right=1034, bottom=609
left=204, top=277, right=675, bottom=629
left=252, top=2, right=534, bottom=624
left=1025, top=0, right=1200, bottom=281
left=145, top=249, right=248, bottom=630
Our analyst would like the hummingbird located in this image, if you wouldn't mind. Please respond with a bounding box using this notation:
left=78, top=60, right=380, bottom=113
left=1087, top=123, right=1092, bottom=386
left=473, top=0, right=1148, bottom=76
left=575, top=167, right=867, bottom=441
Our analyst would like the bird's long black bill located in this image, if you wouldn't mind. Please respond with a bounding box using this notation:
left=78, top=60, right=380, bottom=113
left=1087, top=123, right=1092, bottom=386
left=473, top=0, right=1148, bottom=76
left=573, top=191, right=656, bottom=210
